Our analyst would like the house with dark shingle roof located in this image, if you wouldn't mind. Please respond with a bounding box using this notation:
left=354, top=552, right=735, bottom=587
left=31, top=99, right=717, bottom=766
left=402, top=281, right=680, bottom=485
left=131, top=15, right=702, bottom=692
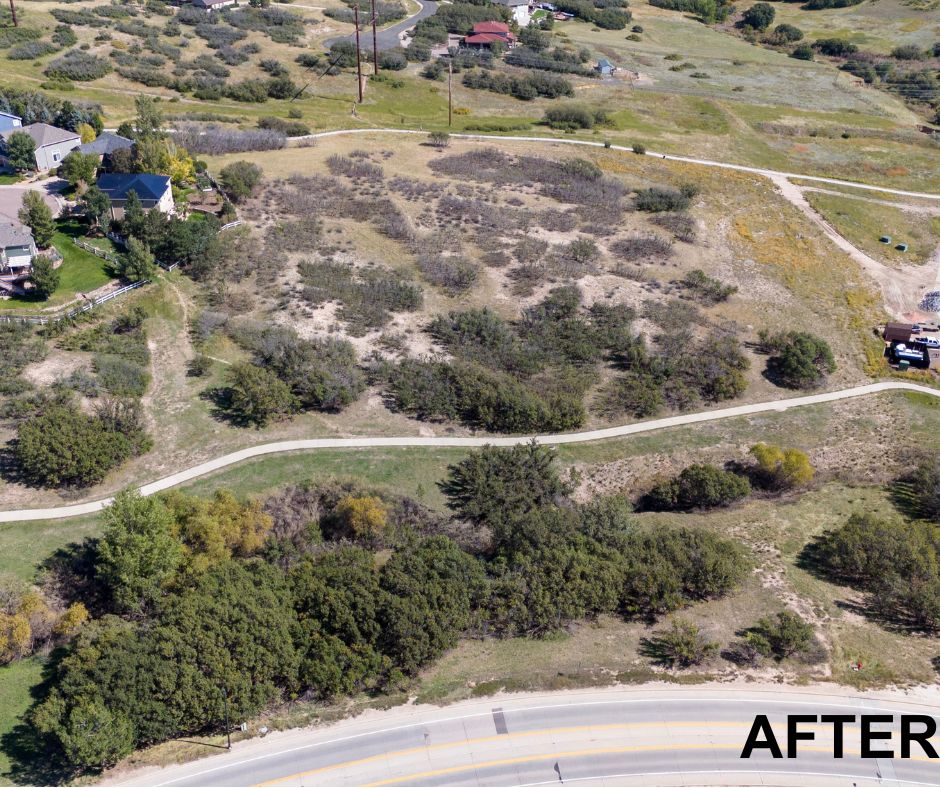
left=78, top=131, right=135, bottom=160
left=97, top=172, right=174, bottom=220
left=0, top=123, right=81, bottom=172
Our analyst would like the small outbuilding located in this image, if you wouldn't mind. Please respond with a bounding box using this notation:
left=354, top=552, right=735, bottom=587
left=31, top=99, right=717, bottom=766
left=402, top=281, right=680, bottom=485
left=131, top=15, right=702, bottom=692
left=192, top=0, right=238, bottom=10
left=883, top=322, right=914, bottom=343
left=596, top=58, right=617, bottom=76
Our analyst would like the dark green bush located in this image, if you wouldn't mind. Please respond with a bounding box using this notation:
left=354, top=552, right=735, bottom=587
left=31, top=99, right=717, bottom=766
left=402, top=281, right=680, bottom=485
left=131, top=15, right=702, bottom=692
left=643, top=464, right=751, bottom=511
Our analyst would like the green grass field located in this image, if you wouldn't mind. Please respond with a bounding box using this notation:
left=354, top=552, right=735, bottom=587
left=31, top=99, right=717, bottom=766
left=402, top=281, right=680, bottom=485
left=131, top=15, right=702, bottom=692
left=0, top=658, right=44, bottom=785
left=769, top=0, right=940, bottom=55
left=805, top=190, right=940, bottom=266
left=0, top=220, right=115, bottom=312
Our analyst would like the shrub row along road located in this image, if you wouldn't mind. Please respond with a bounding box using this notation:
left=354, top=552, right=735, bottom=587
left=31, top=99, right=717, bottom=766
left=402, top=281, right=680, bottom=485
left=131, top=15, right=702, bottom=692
left=3, top=381, right=939, bottom=523
left=111, top=686, right=940, bottom=787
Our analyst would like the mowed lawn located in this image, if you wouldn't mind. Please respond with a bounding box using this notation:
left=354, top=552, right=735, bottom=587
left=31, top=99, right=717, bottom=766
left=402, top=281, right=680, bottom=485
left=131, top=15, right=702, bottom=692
left=0, top=658, right=44, bottom=785
left=0, top=221, right=115, bottom=312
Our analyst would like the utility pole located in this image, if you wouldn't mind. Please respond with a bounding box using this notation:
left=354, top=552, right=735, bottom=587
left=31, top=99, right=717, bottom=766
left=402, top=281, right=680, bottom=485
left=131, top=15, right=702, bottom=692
left=354, top=5, right=364, bottom=103
left=8, top=0, right=17, bottom=27
left=370, top=0, right=379, bottom=76
left=222, top=687, right=231, bottom=750
left=447, top=60, right=453, bottom=127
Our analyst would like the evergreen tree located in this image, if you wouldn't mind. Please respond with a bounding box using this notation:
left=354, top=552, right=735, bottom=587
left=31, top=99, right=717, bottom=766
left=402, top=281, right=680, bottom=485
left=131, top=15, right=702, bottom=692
left=119, top=237, right=156, bottom=282
left=18, top=190, right=55, bottom=248
left=6, top=130, right=36, bottom=172
left=28, top=254, right=59, bottom=299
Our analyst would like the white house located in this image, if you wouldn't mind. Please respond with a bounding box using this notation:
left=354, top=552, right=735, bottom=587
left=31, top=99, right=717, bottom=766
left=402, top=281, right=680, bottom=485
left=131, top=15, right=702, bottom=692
left=496, top=0, right=531, bottom=26
left=192, top=0, right=238, bottom=10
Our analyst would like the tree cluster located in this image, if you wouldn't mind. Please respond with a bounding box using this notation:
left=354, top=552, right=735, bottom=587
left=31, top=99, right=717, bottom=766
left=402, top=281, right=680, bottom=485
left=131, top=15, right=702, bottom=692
left=805, top=513, right=940, bottom=631
left=24, top=442, right=750, bottom=773
left=383, top=286, right=640, bottom=433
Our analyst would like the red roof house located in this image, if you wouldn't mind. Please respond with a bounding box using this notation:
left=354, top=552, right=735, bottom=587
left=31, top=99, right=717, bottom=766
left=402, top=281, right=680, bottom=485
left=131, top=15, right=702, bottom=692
left=463, top=21, right=516, bottom=48
left=473, top=21, right=511, bottom=34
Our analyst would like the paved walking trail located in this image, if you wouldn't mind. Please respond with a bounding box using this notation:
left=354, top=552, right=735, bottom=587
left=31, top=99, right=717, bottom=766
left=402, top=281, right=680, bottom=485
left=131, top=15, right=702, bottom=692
left=3, top=381, right=938, bottom=523
left=299, top=129, right=940, bottom=201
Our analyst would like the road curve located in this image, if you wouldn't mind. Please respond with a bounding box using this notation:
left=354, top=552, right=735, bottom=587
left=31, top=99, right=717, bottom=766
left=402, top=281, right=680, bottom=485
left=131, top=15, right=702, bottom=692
left=323, top=0, right=439, bottom=52
left=3, top=381, right=938, bottom=523
left=110, top=686, right=940, bottom=787
left=298, top=129, right=940, bottom=201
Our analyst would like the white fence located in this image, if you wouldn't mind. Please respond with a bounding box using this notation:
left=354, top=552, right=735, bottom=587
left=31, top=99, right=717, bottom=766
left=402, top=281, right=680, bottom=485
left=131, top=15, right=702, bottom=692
left=73, top=238, right=121, bottom=265
left=0, top=280, right=150, bottom=325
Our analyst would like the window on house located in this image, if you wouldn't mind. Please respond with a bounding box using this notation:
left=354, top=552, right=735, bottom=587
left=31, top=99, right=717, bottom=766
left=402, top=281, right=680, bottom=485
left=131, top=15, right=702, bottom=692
left=52, top=152, right=61, bottom=162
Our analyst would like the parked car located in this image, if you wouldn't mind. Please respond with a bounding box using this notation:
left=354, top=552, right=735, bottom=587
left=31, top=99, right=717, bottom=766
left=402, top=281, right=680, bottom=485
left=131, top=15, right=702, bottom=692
left=911, top=324, right=922, bottom=333
left=914, top=336, right=940, bottom=348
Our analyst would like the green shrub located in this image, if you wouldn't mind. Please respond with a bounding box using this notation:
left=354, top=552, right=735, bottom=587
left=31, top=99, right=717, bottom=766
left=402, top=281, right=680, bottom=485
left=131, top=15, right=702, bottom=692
left=15, top=402, right=146, bottom=487
left=45, top=50, right=112, bottom=81
left=643, top=463, right=750, bottom=511
left=744, top=611, right=815, bottom=659
left=223, top=362, right=299, bottom=426
left=634, top=187, right=690, bottom=212
left=760, top=330, right=835, bottom=389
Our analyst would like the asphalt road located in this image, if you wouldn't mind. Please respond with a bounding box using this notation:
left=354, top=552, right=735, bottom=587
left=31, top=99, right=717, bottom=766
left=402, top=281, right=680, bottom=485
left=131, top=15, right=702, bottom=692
left=324, top=0, right=439, bottom=52
left=3, top=381, right=940, bottom=523
left=113, top=687, right=940, bottom=787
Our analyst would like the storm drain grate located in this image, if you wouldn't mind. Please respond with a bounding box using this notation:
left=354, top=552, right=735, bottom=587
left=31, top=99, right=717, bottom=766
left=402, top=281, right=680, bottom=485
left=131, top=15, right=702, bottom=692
left=492, top=708, right=508, bottom=735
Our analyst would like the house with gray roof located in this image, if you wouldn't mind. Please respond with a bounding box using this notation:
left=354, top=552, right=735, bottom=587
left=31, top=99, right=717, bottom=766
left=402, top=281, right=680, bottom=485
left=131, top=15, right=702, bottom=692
left=595, top=58, right=616, bottom=76
left=0, top=123, right=81, bottom=172
left=0, top=220, right=37, bottom=279
left=77, top=131, right=135, bottom=160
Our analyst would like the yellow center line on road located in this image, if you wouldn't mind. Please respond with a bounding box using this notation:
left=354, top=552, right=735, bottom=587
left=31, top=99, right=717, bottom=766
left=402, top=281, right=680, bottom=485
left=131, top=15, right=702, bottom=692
left=253, top=721, right=752, bottom=786
left=255, top=720, right=923, bottom=786
left=364, top=744, right=938, bottom=787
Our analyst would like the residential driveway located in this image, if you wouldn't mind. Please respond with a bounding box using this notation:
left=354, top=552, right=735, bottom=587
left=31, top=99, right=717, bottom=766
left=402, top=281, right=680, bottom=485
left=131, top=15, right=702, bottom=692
left=0, top=180, right=66, bottom=221
left=324, top=0, right=439, bottom=52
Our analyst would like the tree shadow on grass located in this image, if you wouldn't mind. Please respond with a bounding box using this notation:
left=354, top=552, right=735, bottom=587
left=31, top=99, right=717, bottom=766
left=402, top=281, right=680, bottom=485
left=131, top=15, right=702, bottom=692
left=0, top=648, right=79, bottom=786
left=0, top=444, right=29, bottom=488
left=637, top=635, right=678, bottom=668
left=200, top=386, right=253, bottom=428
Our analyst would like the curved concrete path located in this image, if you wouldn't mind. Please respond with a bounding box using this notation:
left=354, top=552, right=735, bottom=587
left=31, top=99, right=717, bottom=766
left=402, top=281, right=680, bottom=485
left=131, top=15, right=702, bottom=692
left=2, top=381, right=937, bottom=523
left=298, top=129, right=940, bottom=201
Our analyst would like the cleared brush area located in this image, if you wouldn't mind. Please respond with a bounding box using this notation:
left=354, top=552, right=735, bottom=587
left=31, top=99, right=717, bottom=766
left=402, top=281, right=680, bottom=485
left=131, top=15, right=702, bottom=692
left=804, top=190, right=940, bottom=267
